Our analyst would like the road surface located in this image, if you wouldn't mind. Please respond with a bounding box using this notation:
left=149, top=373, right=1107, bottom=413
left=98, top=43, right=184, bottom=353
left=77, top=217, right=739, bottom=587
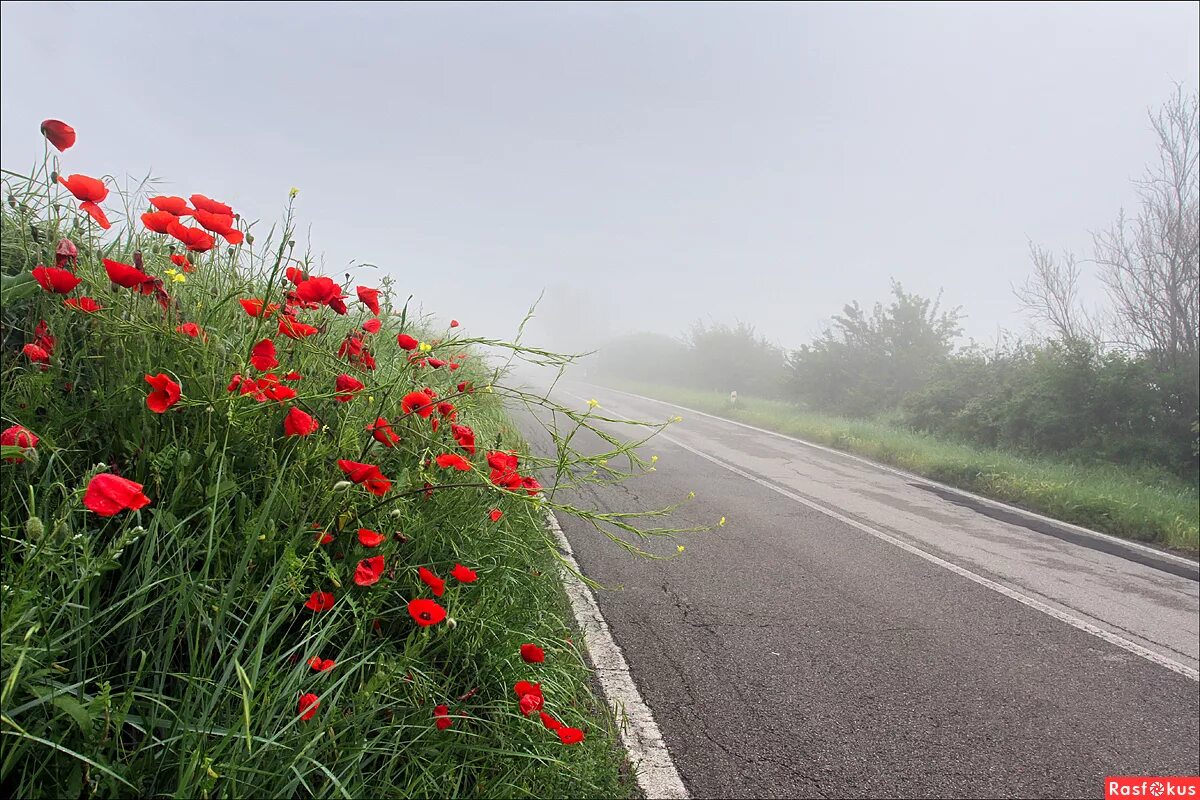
left=516, top=382, right=1200, bottom=799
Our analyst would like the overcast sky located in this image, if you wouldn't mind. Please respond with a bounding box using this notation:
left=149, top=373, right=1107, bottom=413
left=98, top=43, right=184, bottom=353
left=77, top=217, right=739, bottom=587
left=2, top=1, right=1197, bottom=353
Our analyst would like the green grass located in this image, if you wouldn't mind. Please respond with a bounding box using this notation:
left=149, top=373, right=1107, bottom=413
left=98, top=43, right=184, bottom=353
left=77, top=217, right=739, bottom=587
left=1, top=151, right=644, bottom=796
left=609, top=382, right=1199, bottom=554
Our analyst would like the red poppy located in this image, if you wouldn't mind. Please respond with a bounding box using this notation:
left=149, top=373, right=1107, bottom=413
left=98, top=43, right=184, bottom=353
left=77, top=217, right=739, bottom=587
left=450, top=319, right=459, bottom=327
left=457, top=381, right=475, bottom=394
left=304, top=591, right=335, bottom=612
left=150, top=195, right=193, bottom=216
left=337, top=459, right=391, bottom=495
left=175, top=322, right=204, bottom=338
left=192, top=208, right=244, bottom=244
left=557, top=727, right=585, bottom=745
left=334, top=373, right=365, bottom=402
left=401, top=391, right=434, bottom=418
left=40, top=119, right=76, bottom=151
left=1, top=425, right=38, bottom=463
left=449, top=424, right=476, bottom=455
left=295, top=276, right=343, bottom=306
left=190, top=193, right=234, bottom=216
left=33, top=320, right=55, bottom=354
left=426, top=357, right=447, bottom=369
left=285, top=266, right=306, bottom=285
left=397, top=333, right=419, bottom=350
left=418, top=566, right=445, bottom=597
left=362, top=318, right=382, bottom=334
left=435, top=453, right=471, bottom=471
left=514, top=681, right=544, bottom=716
left=307, top=657, right=336, bottom=672
left=281, top=371, right=301, bottom=381
left=57, top=174, right=107, bottom=202
left=33, top=265, right=82, bottom=294
left=298, top=693, right=320, bottom=721
left=103, top=258, right=151, bottom=290
left=539, top=712, right=562, bottom=731
left=83, top=473, right=151, bottom=516
left=451, top=564, right=477, bottom=583
left=315, top=528, right=335, bottom=545
left=356, top=286, right=381, bottom=315
left=355, top=555, right=385, bottom=587
left=22, top=344, right=50, bottom=365
left=366, top=417, right=399, bottom=447
left=141, top=210, right=178, bottom=234
left=357, top=528, right=386, bottom=547
left=78, top=201, right=111, bottom=229
left=514, top=681, right=542, bottom=701
left=488, top=508, right=503, bottom=522
left=408, top=598, right=447, bottom=627
left=437, top=401, right=456, bottom=418
left=240, top=299, right=278, bottom=318
left=284, top=407, right=319, bottom=437
left=169, top=253, right=194, bottom=272
left=274, top=315, right=316, bottom=339
left=145, top=373, right=182, bottom=414
left=55, top=238, right=78, bottom=269
left=166, top=220, right=215, bottom=252
left=520, top=643, right=545, bottom=664
left=434, top=704, right=452, bottom=731
left=249, top=338, right=278, bottom=370
left=63, top=297, right=100, bottom=315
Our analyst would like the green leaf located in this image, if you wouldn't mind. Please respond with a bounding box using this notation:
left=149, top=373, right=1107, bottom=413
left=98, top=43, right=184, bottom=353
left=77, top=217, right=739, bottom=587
left=51, top=696, right=93, bottom=735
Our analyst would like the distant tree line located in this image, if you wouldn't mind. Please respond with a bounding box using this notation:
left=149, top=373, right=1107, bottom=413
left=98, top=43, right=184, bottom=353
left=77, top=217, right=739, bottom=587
left=594, top=89, right=1199, bottom=479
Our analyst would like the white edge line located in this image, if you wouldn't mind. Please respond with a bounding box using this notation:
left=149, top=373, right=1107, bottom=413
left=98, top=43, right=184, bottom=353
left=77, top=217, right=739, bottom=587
left=588, top=383, right=1199, bottom=570
left=563, top=390, right=1200, bottom=683
left=545, top=510, right=691, bottom=799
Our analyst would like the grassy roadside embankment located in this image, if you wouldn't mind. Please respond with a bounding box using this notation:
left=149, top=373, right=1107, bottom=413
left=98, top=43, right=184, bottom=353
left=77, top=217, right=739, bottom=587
left=603, top=382, right=1199, bottom=554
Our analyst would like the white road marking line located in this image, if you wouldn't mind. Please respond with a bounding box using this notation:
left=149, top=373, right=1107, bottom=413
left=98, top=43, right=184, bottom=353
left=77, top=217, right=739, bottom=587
left=589, top=383, right=1199, bottom=570
left=564, top=391, right=1200, bottom=683
left=545, top=510, right=690, bottom=799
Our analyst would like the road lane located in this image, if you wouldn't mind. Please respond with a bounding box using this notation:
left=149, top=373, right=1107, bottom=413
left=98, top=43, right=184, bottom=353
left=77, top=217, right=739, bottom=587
left=515, top=383, right=1200, bottom=799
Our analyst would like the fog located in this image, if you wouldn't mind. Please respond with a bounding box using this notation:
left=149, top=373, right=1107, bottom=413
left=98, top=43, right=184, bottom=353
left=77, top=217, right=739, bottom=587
left=1, top=1, right=1197, bottom=358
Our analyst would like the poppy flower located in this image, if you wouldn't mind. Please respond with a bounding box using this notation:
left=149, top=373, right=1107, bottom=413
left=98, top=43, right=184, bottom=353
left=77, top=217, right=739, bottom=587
left=337, top=459, right=391, bottom=495
left=190, top=193, right=234, bottom=216
left=357, top=528, right=386, bottom=547
left=354, top=555, right=385, bottom=587
left=514, top=682, right=544, bottom=716
left=169, top=253, right=194, bottom=272
left=356, top=286, right=381, bottom=315
left=284, top=407, right=319, bottom=437
left=83, top=473, right=151, bottom=516
left=32, top=265, right=82, bottom=294
left=249, top=338, right=278, bottom=370
left=539, top=712, right=562, bottom=731
left=102, top=258, right=152, bottom=291
left=367, top=417, right=400, bottom=447
left=175, top=322, right=204, bottom=338
left=315, top=528, right=335, bottom=545
left=141, top=210, right=178, bottom=234
left=192, top=208, right=244, bottom=244
left=150, top=195, right=193, bottom=216
left=557, top=727, right=585, bottom=745
left=1, top=425, right=38, bottom=463
left=450, top=319, right=459, bottom=327
left=55, top=238, right=78, bottom=269
left=58, top=173, right=107, bottom=203
left=488, top=508, right=503, bottom=522
left=450, top=424, right=476, bottom=455
left=451, top=564, right=477, bottom=583
left=22, top=344, right=50, bottom=365
left=457, top=381, right=475, bottom=394
left=276, top=315, right=318, bottom=339
left=298, top=693, right=320, bottom=721
left=434, top=704, right=453, bottom=731
left=435, top=453, right=471, bottom=471
left=401, top=391, right=434, bottom=418
left=437, top=401, right=456, bottom=418
left=307, top=657, right=336, bottom=672
left=520, top=643, right=545, bottom=664
left=418, top=566, right=445, bottom=597
left=285, top=266, right=306, bottom=285
left=397, top=333, right=419, bottom=351
left=238, top=299, right=275, bottom=318
left=166, top=220, right=215, bottom=252
left=145, top=373, right=182, bottom=414
left=426, top=358, right=447, bottom=369
left=514, top=681, right=542, bottom=701
left=362, top=318, right=381, bottom=334
left=33, top=320, right=55, bottom=354
left=408, top=598, right=447, bottom=627
left=334, top=373, right=365, bottom=402
left=295, top=276, right=343, bottom=306
left=79, top=202, right=112, bottom=228
left=40, top=119, right=76, bottom=151
left=304, top=591, right=335, bottom=612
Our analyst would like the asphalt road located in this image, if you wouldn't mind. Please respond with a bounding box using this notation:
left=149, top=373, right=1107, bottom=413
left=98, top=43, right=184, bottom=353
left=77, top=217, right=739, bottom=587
left=515, top=382, right=1200, bottom=799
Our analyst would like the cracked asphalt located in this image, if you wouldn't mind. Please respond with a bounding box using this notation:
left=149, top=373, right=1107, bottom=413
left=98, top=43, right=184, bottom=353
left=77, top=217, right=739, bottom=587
left=515, top=383, right=1200, bottom=799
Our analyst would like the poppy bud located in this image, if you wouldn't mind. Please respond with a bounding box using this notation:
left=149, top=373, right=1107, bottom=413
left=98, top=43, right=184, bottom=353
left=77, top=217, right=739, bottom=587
left=7, top=195, right=15, bottom=209
left=50, top=171, right=58, bottom=183
left=333, top=480, right=353, bottom=491
left=446, top=617, right=457, bottom=629
left=25, top=516, right=44, bottom=541
left=288, top=240, right=295, bottom=249
left=133, top=251, right=143, bottom=270
left=246, top=234, right=254, bottom=245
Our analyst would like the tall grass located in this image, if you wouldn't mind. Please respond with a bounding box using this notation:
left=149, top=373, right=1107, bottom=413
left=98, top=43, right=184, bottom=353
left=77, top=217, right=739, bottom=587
left=0, top=143, right=674, bottom=797
left=610, top=383, right=1200, bottom=553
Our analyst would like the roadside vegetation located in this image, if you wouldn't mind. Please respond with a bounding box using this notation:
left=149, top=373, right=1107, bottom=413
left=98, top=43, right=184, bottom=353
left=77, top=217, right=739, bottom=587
left=593, top=90, right=1199, bottom=554
left=0, top=121, right=675, bottom=797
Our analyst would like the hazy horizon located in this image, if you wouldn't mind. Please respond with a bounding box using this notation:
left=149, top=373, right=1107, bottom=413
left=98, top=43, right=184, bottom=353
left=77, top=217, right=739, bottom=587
left=2, top=1, right=1197, bottom=356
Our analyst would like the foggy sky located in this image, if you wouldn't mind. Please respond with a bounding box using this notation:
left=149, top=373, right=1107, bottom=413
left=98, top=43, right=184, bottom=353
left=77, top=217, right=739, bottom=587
left=1, top=1, right=1197, bottom=355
